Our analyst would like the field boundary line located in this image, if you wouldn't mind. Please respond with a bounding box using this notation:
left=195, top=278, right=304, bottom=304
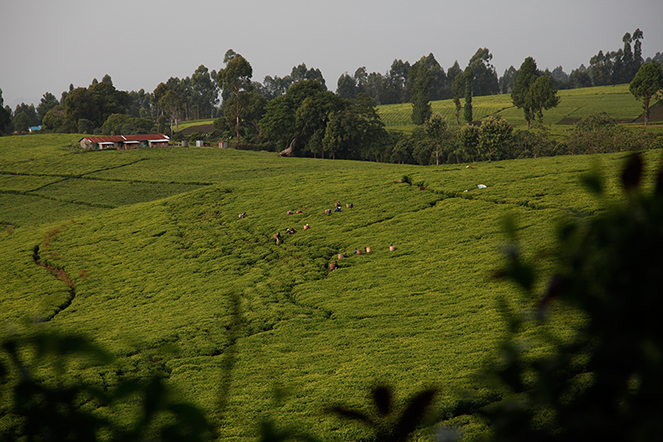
left=0, top=189, right=116, bottom=208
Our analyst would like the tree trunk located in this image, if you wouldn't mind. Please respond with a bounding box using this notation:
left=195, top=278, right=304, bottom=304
left=235, top=100, right=240, bottom=142
left=644, top=96, right=650, bottom=126
left=279, top=137, right=298, bottom=157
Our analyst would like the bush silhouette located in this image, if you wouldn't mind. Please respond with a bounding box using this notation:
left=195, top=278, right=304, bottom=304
left=479, top=152, right=663, bottom=441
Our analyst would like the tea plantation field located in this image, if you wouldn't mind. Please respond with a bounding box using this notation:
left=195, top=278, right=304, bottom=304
left=1, top=134, right=661, bottom=440
left=376, top=84, right=657, bottom=135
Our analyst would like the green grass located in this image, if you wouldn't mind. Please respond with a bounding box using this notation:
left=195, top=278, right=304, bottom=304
left=1, top=133, right=661, bottom=441
left=176, top=118, right=216, bottom=131
left=377, top=84, right=650, bottom=134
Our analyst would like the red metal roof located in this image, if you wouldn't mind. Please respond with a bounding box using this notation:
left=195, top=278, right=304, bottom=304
left=81, top=134, right=170, bottom=143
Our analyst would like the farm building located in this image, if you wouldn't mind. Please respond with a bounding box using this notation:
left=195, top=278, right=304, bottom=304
left=79, top=134, right=170, bottom=150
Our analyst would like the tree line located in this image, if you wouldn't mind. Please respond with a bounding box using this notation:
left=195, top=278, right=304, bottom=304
left=0, top=28, right=661, bottom=163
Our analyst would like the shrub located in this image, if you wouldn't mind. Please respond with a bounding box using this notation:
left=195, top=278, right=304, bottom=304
left=478, top=152, right=663, bottom=441
left=566, top=112, right=651, bottom=154
left=478, top=117, right=513, bottom=161
left=512, top=129, right=557, bottom=158
left=458, top=125, right=480, bottom=162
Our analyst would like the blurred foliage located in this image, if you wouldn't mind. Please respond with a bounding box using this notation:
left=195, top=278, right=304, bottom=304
left=478, top=151, right=663, bottom=441
left=326, top=385, right=437, bottom=442
left=0, top=327, right=213, bottom=441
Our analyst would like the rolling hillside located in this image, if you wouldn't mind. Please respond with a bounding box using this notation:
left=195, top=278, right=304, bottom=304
left=375, top=84, right=657, bottom=134
left=1, top=134, right=661, bottom=440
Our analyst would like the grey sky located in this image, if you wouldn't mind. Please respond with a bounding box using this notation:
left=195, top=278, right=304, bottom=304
left=2, top=0, right=662, bottom=109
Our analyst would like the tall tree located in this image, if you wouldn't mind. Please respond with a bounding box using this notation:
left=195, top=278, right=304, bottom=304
left=447, top=61, right=463, bottom=85
left=0, top=89, right=12, bottom=135
left=511, top=57, right=540, bottom=128
left=468, top=48, right=500, bottom=96
left=14, top=103, right=39, bottom=127
left=217, top=50, right=253, bottom=142
left=529, top=76, right=560, bottom=125
left=500, top=66, right=518, bottom=94
left=569, top=68, right=593, bottom=89
left=424, top=113, right=452, bottom=166
left=222, top=90, right=266, bottom=143
left=88, top=77, right=129, bottom=126
left=385, top=59, right=411, bottom=104
left=257, top=75, right=291, bottom=100
left=42, top=105, right=65, bottom=132
left=37, top=92, right=59, bottom=123
left=159, top=89, right=184, bottom=133
left=191, top=65, right=219, bottom=119
left=336, top=73, right=358, bottom=99
left=13, top=112, right=30, bottom=133
left=64, top=87, right=98, bottom=132
left=463, top=67, right=473, bottom=124
left=422, top=53, right=449, bottom=100
left=410, top=57, right=432, bottom=125
left=295, top=90, right=345, bottom=157
left=451, top=65, right=464, bottom=125
left=260, top=80, right=327, bottom=154
left=322, top=94, right=386, bottom=160
left=632, top=28, right=644, bottom=67
left=289, top=63, right=326, bottom=87
left=550, top=66, right=569, bottom=86
left=629, top=62, right=663, bottom=127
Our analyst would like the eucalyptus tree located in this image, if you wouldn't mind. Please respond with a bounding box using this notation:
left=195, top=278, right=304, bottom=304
left=424, top=113, right=452, bottom=165
left=530, top=75, right=560, bottom=125
left=289, top=63, right=326, bottom=86
left=260, top=79, right=327, bottom=154
left=159, top=89, right=184, bottom=132
left=88, top=76, right=129, bottom=126
left=336, top=67, right=369, bottom=101
left=0, top=89, right=12, bottom=135
left=468, top=48, right=500, bottom=96
left=13, top=103, right=39, bottom=127
left=257, top=75, right=291, bottom=100
left=64, top=87, right=99, bottom=132
left=37, top=92, right=59, bottom=122
left=463, top=66, right=473, bottom=124
left=191, top=64, right=219, bottom=119
left=410, top=56, right=432, bottom=125
left=217, top=50, right=253, bottom=142
left=512, top=57, right=559, bottom=128
left=323, top=93, right=386, bottom=160
left=296, top=90, right=345, bottom=157
left=384, top=59, right=411, bottom=104
left=500, top=66, right=518, bottom=94
left=450, top=63, right=464, bottom=125
left=336, top=73, right=358, bottom=99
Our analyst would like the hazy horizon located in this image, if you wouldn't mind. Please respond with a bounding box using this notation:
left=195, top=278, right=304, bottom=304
left=2, top=0, right=662, bottom=109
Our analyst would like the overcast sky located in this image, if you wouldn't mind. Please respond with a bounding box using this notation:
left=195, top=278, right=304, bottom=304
left=2, top=0, right=662, bottom=109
